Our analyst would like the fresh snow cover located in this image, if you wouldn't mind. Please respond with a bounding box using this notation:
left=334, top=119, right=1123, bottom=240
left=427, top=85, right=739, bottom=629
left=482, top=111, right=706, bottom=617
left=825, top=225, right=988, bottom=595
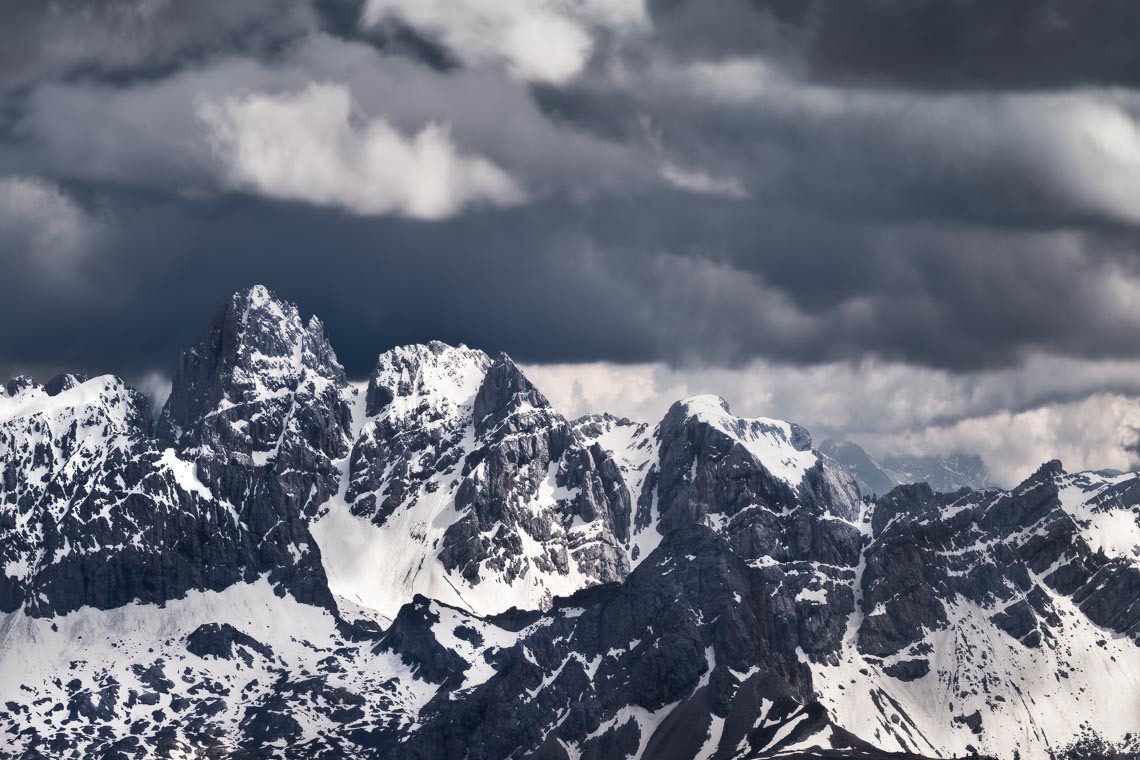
left=807, top=469, right=1140, bottom=760
left=694, top=713, right=726, bottom=760
left=0, top=375, right=118, bottom=424
left=3, top=558, right=30, bottom=581
left=573, top=414, right=663, bottom=566
left=1056, top=470, right=1140, bottom=559
left=313, top=343, right=647, bottom=619
left=157, top=447, right=215, bottom=502
left=313, top=431, right=481, bottom=620
left=0, top=579, right=437, bottom=756
left=758, top=706, right=809, bottom=751
left=794, top=586, right=828, bottom=605
left=312, top=353, right=844, bottom=622
left=679, top=394, right=818, bottom=487
left=427, top=600, right=524, bottom=689
left=309, top=346, right=521, bottom=619
left=581, top=699, right=683, bottom=759
left=0, top=375, right=148, bottom=551
left=813, top=590, right=1140, bottom=759
left=375, top=342, right=492, bottom=417
left=312, top=345, right=609, bottom=619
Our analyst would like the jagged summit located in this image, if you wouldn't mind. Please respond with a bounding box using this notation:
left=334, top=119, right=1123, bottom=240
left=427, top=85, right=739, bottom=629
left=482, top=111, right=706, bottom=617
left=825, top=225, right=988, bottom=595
left=0, top=370, right=274, bottom=618
left=2, top=286, right=1139, bottom=758
left=1032, top=457, right=1066, bottom=479
left=674, top=394, right=817, bottom=484
left=1, top=375, right=37, bottom=397
left=471, top=351, right=553, bottom=438
left=157, top=284, right=347, bottom=451
left=321, top=334, right=634, bottom=619
left=364, top=340, right=492, bottom=417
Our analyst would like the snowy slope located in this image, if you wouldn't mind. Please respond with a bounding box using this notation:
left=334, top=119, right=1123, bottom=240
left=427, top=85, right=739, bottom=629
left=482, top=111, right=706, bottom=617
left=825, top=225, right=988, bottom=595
left=0, top=373, right=285, bottom=618
left=679, top=394, right=820, bottom=488
left=808, top=467, right=1140, bottom=759
left=311, top=342, right=633, bottom=619
left=311, top=342, right=490, bottom=619
left=1055, top=469, right=1140, bottom=560
left=0, top=578, right=436, bottom=757
left=572, top=413, right=662, bottom=565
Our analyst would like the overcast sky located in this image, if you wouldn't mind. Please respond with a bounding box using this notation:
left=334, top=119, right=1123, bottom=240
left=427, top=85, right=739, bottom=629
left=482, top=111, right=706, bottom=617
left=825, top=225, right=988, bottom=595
left=3, top=0, right=1140, bottom=486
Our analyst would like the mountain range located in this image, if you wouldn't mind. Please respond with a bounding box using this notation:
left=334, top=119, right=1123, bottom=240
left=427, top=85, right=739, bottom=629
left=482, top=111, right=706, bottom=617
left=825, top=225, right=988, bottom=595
left=819, top=440, right=994, bottom=498
left=0, top=285, right=1137, bottom=759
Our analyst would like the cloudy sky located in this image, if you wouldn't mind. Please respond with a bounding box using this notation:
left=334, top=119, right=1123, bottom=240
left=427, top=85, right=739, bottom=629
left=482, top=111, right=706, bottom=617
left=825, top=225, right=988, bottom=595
left=3, top=0, right=1140, bottom=485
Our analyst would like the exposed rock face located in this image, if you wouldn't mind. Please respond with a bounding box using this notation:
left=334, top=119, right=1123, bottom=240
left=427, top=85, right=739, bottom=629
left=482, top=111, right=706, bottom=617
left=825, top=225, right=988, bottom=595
left=157, top=284, right=355, bottom=609
left=809, top=462, right=1140, bottom=759
left=391, top=526, right=846, bottom=760
left=185, top=622, right=275, bottom=661
left=855, top=462, right=1139, bottom=660
left=0, top=287, right=347, bottom=619
left=651, top=396, right=860, bottom=534
left=345, top=341, right=492, bottom=525
left=1, top=286, right=1138, bottom=759
left=441, top=354, right=631, bottom=588
left=572, top=412, right=659, bottom=562
left=0, top=374, right=260, bottom=617
left=318, top=343, right=633, bottom=618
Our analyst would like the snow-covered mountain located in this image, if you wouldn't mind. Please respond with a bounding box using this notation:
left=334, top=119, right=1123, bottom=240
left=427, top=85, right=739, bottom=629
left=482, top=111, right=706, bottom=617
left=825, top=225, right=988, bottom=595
left=820, top=439, right=993, bottom=497
left=0, top=285, right=1137, bottom=759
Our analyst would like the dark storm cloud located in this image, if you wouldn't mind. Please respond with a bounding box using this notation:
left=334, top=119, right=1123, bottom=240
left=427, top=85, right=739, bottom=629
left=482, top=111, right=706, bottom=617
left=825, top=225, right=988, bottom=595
left=0, top=0, right=316, bottom=86
left=0, top=190, right=659, bottom=380
left=558, top=197, right=1140, bottom=370
left=647, top=0, right=1140, bottom=90
left=3, top=184, right=1140, bottom=386
left=3, top=0, right=1140, bottom=385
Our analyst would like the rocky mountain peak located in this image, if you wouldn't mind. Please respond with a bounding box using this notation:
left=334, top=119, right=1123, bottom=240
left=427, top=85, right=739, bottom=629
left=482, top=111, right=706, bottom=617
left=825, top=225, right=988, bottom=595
left=820, top=437, right=995, bottom=495
left=645, top=394, right=862, bottom=544
left=879, top=450, right=993, bottom=493
left=156, top=285, right=349, bottom=455
left=42, top=372, right=91, bottom=397
left=1032, top=458, right=1066, bottom=480
left=668, top=394, right=819, bottom=487
left=819, top=437, right=900, bottom=497
left=471, top=352, right=552, bottom=439
left=0, top=371, right=265, bottom=618
left=869, top=480, right=939, bottom=534
left=324, top=342, right=636, bottom=620
left=2, top=375, right=37, bottom=397
left=365, top=341, right=492, bottom=418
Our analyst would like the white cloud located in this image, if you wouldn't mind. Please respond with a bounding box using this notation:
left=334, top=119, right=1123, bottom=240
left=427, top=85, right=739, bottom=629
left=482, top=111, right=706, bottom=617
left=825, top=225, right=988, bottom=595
left=361, top=0, right=645, bottom=83
left=861, top=393, right=1140, bottom=488
left=660, top=163, right=747, bottom=198
left=197, top=82, right=525, bottom=219
left=0, top=0, right=316, bottom=87
left=131, top=371, right=173, bottom=414
left=11, top=35, right=645, bottom=204
left=0, top=176, right=103, bottom=274
left=675, top=58, right=780, bottom=104
left=523, top=355, right=1140, bottom=487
